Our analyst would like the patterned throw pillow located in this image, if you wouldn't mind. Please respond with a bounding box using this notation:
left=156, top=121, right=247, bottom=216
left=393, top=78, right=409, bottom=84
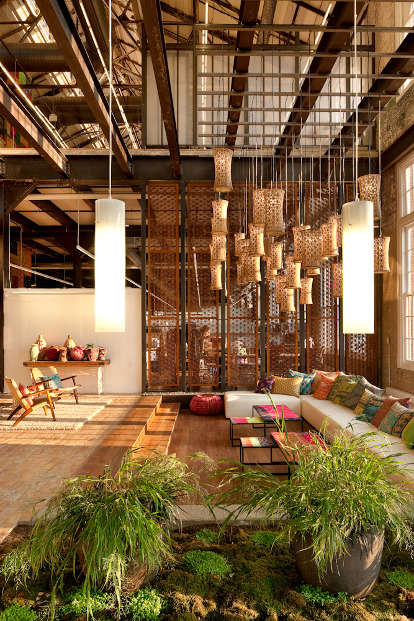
left=311, top=370, right=341, bottom=394
left=255, top=377, right=275, bottom=394
left=18, top=383, right=33, bottom=407
left=326, top=375, right=359, bottom=405
left=42, top=374, right=64, bottom=390
left=379, top=401, right=414, bottom=438
left=354, top=389, right=386, bottom=423
left=313, top=375, right=336, bottom=400
left=342, top=377, right=385, bottom=410
left=288, top=369, right=316, bottom=395
left=402, top=417, right=414, bottom=449
left=271, top=376, right=302, bottom=398
left=371, top=395, right=412, bottom=428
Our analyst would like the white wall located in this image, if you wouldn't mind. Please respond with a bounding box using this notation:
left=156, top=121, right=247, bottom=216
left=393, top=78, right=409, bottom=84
left=4, top=288, right=142, bottom=394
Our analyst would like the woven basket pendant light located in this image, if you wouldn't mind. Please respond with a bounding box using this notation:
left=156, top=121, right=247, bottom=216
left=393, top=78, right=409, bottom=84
left=210, top=263, right=223, bottom=290
left=293, top=224, right=310, bottom=262
left=274, top=275, right=287, bottom=304
left=211, top=200, right=228, bottom=235
left=234, top=232, right=246, bottom=257
left=210, top=234, right=226, bottom=262
left=253, top=188, right=267, bottom=227
left=329, top=214, right=342, bottom=247
left=358, top=174, right=381, bottom=220
left=240, top=243, right=250, bottom=283
left=286, top=255, right=302, bottom=289
left=264, top=236, right=272, bottom=260
left=332, top=262, right=343, bottom=298
left=299, top=277, right=313, bottom=305
left=321, top=219, right=339, bottom=257
left=249, top=223, right=265, bottom=257
left=246, top=255, right=261, bottom=282
left=281, top=287, right=296, bottom=313
left=302, top=229, right=322, bottom=270
left=264, top=188, right=285, bottom=236
left=237, top=261, right=248, bottom=285
left=213, top=148, right=233, bottom=193
left=306, top=267, right=321, bottom=276
left=270, top=241, right=283, bottom=271
left=374, top=236, right=390, bottom=273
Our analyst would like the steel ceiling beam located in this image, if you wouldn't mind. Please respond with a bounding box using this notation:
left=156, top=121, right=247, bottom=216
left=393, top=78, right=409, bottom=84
left=35, top=96, right=142, bottom=126
left=30, top=200, right=77, bottom=229
left=226, top=0, right=262, bottom=147
left=274, top=1, right=366, bottom=168
left=35, top=0, right=133, bottom=176
left=0, top=76, right=68, bottom=175
left=140, top=0, right=182, bottom=178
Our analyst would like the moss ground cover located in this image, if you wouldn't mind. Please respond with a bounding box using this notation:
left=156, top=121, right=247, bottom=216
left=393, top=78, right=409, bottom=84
left=1, top=524, right=414, bottom=620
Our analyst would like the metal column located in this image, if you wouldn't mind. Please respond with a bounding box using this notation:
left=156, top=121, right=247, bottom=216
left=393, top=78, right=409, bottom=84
left=141, top=181, right=147, bottom=392
left=180, top=180, right=187, bottom=391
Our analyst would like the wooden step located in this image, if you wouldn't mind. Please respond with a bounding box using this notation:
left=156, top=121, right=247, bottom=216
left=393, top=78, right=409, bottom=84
left=138, top=402, right=180, bottom=455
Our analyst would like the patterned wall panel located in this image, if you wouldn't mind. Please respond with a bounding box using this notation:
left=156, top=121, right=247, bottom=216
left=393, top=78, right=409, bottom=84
left=305, top=183, right=338, bottom=372
left=227, top=184, right=259, bottom=387
left=147, top=184, right=180, bottom=387
left=267, top=183, right=299, bottom=377
left=187, top=184, right=220, bottom=387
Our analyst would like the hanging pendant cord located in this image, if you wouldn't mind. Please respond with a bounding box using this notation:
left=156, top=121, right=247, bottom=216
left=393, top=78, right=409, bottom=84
left=354, top=0, right=359, bottom=199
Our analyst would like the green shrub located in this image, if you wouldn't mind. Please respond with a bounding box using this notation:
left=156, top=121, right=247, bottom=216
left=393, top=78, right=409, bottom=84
left=300, top=584, right=347, bottom=606
left=128, top=588, right=166, bottom=621
left=249, top=531, right=279, bottom=548
left=62, top=587, right=112, bottom=615
left=387, top=568, right=414, bottom=590
left=0, top=605, right=37, bottom=621
left=184, top=550, right=231, bottom=580
left=195, top=529, right=217, bottom=544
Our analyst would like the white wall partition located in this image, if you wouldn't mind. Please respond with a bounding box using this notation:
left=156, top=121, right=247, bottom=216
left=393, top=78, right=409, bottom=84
left=4, top=288, right=142, bottom=394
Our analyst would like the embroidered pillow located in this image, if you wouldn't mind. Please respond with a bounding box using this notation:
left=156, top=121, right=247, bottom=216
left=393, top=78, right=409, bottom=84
left=379, top=401, right=414, bottom=438
left=18, top=383, right=33, bottom=407
left=311, top=370, right=341, bottom=394
left=271, top=375, right=302, bottom=398
left=288, top=369, right=316, bottom=395
left=402, top=417, right=414, bottom=449
left=371, top=395, right=412, bottom=428
left=342, top=377, right=385, bottom=410
left=326, top=375, right=359, bottom=405
left=42, top=374, right=64, bottom=390
left=354, top=389, right=386, bottom=423
left=313, top=375, right=336, bottom=400
left=255, top=377, right=275, bottom=394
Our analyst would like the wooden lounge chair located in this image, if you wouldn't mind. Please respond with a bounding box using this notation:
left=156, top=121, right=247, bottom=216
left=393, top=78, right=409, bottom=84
left=30, top=366, right=81, bottom=404
left=5, top=377, right=60, bottom=427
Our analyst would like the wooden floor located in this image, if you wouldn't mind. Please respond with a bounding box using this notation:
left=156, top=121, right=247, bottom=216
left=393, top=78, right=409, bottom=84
left=0, top=395, right=180, bottom=543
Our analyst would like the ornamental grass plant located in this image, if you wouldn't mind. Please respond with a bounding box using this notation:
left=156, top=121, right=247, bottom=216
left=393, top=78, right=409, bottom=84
left=211, top=424, right=414, bottom=576
left=1, top=450, right=206, bottom=618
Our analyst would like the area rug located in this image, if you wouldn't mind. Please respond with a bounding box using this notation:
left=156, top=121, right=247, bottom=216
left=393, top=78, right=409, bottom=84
left=0, top=395, right=113, bottom=430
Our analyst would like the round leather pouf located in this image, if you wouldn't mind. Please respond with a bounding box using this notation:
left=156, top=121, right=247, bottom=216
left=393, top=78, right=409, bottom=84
left=190, top=394, right=224, bottom=415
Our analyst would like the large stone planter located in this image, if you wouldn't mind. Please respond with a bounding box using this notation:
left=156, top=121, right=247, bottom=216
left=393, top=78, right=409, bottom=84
left=292, top=529, right=385, bottom=599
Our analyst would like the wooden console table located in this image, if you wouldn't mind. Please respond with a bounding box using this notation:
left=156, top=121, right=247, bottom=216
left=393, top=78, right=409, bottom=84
left=23, top=360, right=110, bottom=394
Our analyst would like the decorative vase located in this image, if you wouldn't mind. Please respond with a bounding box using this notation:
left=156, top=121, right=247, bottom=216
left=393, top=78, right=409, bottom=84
left=86, top=347, right=99, bottom=362
left=59, top=347, right=68, bottom=362
left=70, top=345, right=87, bottom=361
left=292, top=529, right=384, bottom=599
left=35, top=334, right=47, bottom=351
left=29, top=343, right=39, bottom=362
left=64, top=335, right=76, bottom=349
left=98, top=347, right=107, bottom=361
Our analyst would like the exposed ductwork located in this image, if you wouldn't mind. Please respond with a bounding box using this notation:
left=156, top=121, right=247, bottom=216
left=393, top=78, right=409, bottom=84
left=0, top=44, right=68, bottom=73
left=34, top=96, right=142, bottom=126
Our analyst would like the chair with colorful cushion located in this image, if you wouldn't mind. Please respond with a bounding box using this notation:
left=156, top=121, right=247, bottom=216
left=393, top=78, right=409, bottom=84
left=5, top=376, right=60, bottom=426
left=30, top=367, right=81, bottom=404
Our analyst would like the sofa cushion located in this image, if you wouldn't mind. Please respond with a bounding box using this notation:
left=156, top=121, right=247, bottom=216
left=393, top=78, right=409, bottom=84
left=379, top=401, right=414, bottom=438
left=288, top=369, right=316, bottom=395
left=255, top=377, right=275, bottom=394
left=313, top=375, right=336, bottom=400
left=371, top=395, right=412, bottom=428
left=354, top=389, right=386, bottom=423
left=326, top=375, right=359, bottom=405
left=224, top=390, right=301, bottom=419
left=271, top=376, right=302, bottom=397
left=342, top=377, right=385, bottom=410
left=311, top=370, right=341, bottom=394
left=402, top=417, right=414, bottom=449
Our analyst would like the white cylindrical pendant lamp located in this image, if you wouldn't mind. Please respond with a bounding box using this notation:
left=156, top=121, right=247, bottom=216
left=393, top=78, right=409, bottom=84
left=342, top=200, right=374, bottom=334
left=95, top=198, right=126, bottom=332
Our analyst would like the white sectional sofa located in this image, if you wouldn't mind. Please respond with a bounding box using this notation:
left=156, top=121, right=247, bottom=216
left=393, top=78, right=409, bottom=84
left=224, top=388, right=414, bottom=484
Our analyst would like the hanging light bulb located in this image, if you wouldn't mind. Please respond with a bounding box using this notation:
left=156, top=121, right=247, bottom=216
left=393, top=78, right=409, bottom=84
left=293, top=224, right=310, bottom=262
left=264, top=188, right=285, bottom=236
left=249, top=223, right=265, bottom=257
left=246, top=255, right=261, bottom=282
left=332, top=262, right=343, bottom=298
left=302, top=229, right=322, bottom=271
left=286, top=255, right=301, bottom=289
left=342, top=200, right=374, bottom=333
left=213, top=148, right=233, bottom=193
left=374, top=236, right=390, bottom=273
left=234, top=232, right=246, bottom=257
left=211, top=199, right=228, bottom=235
left=329, top=214, right=342, bottom=247
left=210, top=234, right=226, bottom=262
left=299, top=277, right=313, bottom=305
left=280, top=287, right=296, bottom=313
left=321, top=219, right=339, bottom=257
left=274, top=274, right=287, bottom=304
left=358, top=174, right=381, bottom=220
left=253, top=188, right=267, bottom=227
left=210, top=263, right=223, bottom=290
